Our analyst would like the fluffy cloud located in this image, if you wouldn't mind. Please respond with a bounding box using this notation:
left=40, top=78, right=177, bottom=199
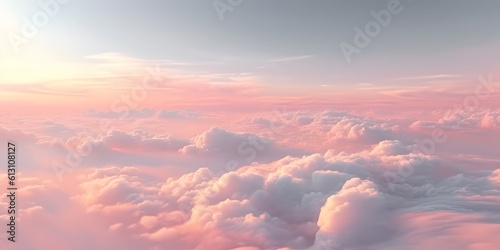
left=75, top=166, right=163, bottom=213
left=244, top=110, right=401, bottom=152
left=0, top=126, right=37, bottom=143
left=40, top=120, right=75, bottom=137
left=411, top=109, right=500, bottom=130
left=181, top=127, right=272, bottom=155
left=327, top=116, right=398, bottom=142
left=61, top=138, right=500, bottom=249
left=179, top=127, right=307, bottom=172
left=314, top=178, right=389, bottom=249
left=490, top=169, right=500, bottom=183
left=102, top=130, right=189, bottom=152
left=2, top=109, right=498, bottom=250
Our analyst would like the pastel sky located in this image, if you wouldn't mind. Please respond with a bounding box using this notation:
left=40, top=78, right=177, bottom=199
left=0, top=1, right=499, bottom=250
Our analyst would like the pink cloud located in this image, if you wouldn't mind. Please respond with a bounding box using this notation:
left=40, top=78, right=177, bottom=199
left=1, top=106, right=498, bottom=249
left=411, top=108, right=500, bottom=130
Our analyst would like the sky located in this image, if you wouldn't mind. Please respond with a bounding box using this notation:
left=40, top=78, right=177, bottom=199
left=0, top=0, right=500, bottom=250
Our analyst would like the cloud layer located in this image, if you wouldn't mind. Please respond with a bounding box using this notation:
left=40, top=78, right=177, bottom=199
left=0, top=108, right=498, bottom=250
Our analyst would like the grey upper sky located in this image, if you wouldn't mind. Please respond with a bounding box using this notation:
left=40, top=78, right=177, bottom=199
left=1, top=0, right=499, bottom=87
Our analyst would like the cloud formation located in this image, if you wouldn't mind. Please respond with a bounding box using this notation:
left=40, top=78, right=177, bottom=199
left=411, top=109, right=500, bottom=130
left=31, top=139, right=495, bottom=250
left=1, top=109, right=498, bottom=250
